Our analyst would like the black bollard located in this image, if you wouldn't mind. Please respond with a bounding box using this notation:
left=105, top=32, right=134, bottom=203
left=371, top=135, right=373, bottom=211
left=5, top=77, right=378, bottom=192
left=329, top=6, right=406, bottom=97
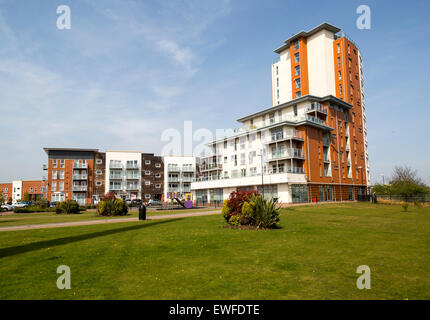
left=139, top=204, right=147, bottom=220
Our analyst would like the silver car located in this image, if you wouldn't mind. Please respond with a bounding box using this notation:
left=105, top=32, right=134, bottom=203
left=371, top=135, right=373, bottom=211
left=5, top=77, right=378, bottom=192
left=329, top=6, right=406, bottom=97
left=1, top=204, right=14, bottom=211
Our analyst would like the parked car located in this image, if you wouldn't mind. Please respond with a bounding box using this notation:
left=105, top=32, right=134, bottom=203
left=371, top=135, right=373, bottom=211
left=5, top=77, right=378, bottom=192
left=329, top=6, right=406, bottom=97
left=49, top=201, right=58, bottom=208
left=131, top=199, right=142, bottom=206
left=1, top=204, right=14, bottom=211
left=13, top=202, right=29, bottom=208
left=147, top=199, right=162, bottom=207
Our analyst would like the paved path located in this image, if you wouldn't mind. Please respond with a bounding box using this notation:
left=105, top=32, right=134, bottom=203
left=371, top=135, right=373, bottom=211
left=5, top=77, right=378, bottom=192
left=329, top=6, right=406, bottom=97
left=0, top=210, right=221, bottom=232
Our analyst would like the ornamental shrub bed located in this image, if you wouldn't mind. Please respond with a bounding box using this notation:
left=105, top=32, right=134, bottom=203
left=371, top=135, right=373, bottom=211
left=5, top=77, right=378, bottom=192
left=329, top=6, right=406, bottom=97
left=222, top=190, right=280, bottom=229
left=97, top=192, right=128, bottom=216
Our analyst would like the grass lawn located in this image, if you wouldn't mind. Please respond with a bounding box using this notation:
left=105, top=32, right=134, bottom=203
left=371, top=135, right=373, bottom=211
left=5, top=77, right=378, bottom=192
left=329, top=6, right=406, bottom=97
left=0, top=202, right=429, bottom=299
left=0, top=208, right=220, bottom=227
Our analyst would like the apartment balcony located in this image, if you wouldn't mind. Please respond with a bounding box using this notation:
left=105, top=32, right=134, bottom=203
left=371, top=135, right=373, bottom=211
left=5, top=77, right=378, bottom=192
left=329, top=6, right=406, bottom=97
left=109, top=185, right=122, bottom=191
left=345, top=144, right=350, bottom=151
left=126, top=175, right=140, bottom=180
left=199, top=163, right=222, bottom=172
left=73, top=173, right=88, bottom=180
left=109, top=163, right=122, bottom=169
left=182, top=177, right=194, bottom=182
left=323, top=155, right=330, bottom=163
left=182, top=188, right=191, bottom=193
left=109, top=175, right=122, bottom=180
left=126, top=185, right=140, bottom=191
left=305, top=103, right=327, bottom=115
left=305, top=115, right=327, bottom=127
left=73, top=163, right=88, bottom=169
left=268, top=148, right=304, bottom=161
left=72, top=186, right=88, bottom=192
left=264, top=130, right=304, bottom=144
left=287, top=167, right=305, bottom=174
left=126, top=163, right=139, bottom=170
left=168, top=166, right=180, bottom=172
left=43, top=164, right=48, bottom=170
left=168, top=188, right=180, bottom=192
left=168, top=177, right=179, bottom=183
left=182, top=167, right=194, bottom=172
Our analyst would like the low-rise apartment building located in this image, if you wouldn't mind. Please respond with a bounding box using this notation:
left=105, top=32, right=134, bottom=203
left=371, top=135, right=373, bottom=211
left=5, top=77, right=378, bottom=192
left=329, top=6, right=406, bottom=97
left=191, top=23, right=369, bottom=204
left=43, top=148, right=164, bottom=205
left=0, top=180, right=44, bottom=203
left=163, top=156, right=196, bottom=201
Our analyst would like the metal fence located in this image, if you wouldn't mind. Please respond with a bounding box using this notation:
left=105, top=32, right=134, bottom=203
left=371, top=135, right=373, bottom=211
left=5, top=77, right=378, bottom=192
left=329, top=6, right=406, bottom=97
left=375, top=194, right=430, bottom=203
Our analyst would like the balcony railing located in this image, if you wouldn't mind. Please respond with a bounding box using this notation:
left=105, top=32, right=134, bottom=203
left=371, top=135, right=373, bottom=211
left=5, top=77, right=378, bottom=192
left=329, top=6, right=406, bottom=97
left=168, top=177, right=179, bottom=182
left=199, top=163, right=222, bottom=171
left=126, top=185, right=140, bottom=191
left=182, top=166, right=194, bottom=172
left=72, top=186, right=88, bottom=192
left=168, top=166, right=180, bottom=172
left=126, top=163, right=139, bottom=169
left=269, top=148, right=304, bottom=161
left=110, top=163, right=122, bottom=169
left=323, top=155, right=330, bottom=163
left=305, top=115, right=327, bottom=126
left=73, top=163, right=88, bottom=169
left=323, top=137, right=330, bottom=146
left=265, top=130, right=305, bottom=144
left=109, top=185, right=122, bottom=191
left=126, top=175, right=140, bottom=180
left=109, top=175, right=122, bottom=180
left=73, top=174, right=88, bottom=180
left=193, top=167, right=305, bottom=182
left=306, top=103, right=327, bottom=114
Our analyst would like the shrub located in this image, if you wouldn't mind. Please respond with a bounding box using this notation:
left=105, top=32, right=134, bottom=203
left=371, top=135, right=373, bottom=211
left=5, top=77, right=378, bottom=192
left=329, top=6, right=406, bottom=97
left=251, top=195, right=280, bottom=229
left=222, top=190, right=280, bottom=229
left=97, top=195, right=128, bottom=216
left=55, top=200, right=80, bottom=214
left=14, top=208, right=32, bottom=213
left=401, top=202, right=409, bottom=212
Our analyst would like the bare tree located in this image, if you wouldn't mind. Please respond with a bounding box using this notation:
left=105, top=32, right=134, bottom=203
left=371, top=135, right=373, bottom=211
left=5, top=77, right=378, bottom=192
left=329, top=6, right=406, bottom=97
left=389, top=165, right=424, bottom=186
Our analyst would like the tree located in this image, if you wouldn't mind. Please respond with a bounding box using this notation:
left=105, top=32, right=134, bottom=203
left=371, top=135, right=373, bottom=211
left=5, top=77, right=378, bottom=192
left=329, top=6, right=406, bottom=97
left=0, top=193, right=5, bottom=204
left=378, top=165, right=430, bottom=197
left=390, top=165, right=424, bottom=186
left=23, top=192, right=30, bottom=202
left=7, top=197, right=12, bottom=205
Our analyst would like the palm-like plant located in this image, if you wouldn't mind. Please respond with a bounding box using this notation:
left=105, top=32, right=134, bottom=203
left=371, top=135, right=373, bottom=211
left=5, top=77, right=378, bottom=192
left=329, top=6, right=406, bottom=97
left=250, top=195, right=280, bottom=229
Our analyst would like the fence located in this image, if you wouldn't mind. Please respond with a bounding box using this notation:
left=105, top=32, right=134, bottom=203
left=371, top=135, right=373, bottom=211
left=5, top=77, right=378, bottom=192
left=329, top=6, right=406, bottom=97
left=375, top=194, right=430, bottom=203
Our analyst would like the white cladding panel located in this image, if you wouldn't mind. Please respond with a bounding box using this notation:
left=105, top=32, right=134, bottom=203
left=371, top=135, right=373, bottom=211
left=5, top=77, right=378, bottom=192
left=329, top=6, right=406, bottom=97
left=307, top=29, right=336, bottom=97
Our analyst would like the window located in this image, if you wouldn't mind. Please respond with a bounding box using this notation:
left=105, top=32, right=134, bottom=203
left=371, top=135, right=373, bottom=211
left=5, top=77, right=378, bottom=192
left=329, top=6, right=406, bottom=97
left=52, top=170, right=58, bottom=180
left=224, top=141, right=227, bottom=149
left=145, top=181, right=151, bottom=186
left=294, top=53, right=300, bottom=63
left=293, top=105, right=298, bottom=116
left=294, top=40, right=299, bottom=50
left=145, top=194, right=151, bottom=199
left=96, top=159, right=103, bottom=164
left=96, top=181, right=102, bottom=186
left=295, top=65, right=300, bottom=76
left=269, top=112, right=275, bottom=124
left=145, top=160, right=151, bottom=165
left=337, top=43, right=340, bottom=54
left=276, top=78, right=279, bottom=87
left=339, top=84, right=343, bottom=95
left=52, top=160, right=57, bottom=168
left=155, top=163, right=161, bottom=168
left=276, top=66, right=278, bottom=75
left=240, top=153, right=246, bottom=165
left=337, top=57, right=341, bottom=68
left=155, top=184, right=161, bottom=188
left=96, top=170, right=102, bottom=175
left=145, top=170, right=150, bottom=175
left=338, top=70, right=342, bottom=81
left=155, top=173, right=161, bottom=178
left=59, top=182, right=64, bottom=191
left=295, top=78, right=301, bottom=89
left=52, top=182, right=57, bottom=191
left=276, top=89, right=279, bottom=99
left=59, top=171, right=64, bottom=180
left=278, top=110, right=282, bottom=121
left=60, top=159, right=65, bottom=168
left=296, top=91, right=301, bottom=98
left=30, top=187, right=33, bottom=193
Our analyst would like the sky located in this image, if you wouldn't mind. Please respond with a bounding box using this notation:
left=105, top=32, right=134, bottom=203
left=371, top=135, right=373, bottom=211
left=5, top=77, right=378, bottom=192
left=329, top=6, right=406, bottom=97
left=0, top=0, right=429, bottom=184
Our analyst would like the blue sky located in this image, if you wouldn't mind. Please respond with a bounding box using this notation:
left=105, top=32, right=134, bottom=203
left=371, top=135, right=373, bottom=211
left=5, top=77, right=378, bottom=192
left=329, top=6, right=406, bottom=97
left=0, top=0, right=429, bottom=184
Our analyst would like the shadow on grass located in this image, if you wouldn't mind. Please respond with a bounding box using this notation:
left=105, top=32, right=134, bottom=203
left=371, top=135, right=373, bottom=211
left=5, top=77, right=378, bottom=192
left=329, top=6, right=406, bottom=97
left=0, top=218, right=182, bottom=259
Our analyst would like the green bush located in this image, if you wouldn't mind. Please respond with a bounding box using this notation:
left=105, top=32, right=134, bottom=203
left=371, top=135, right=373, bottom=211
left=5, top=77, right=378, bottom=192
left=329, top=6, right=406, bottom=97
left=401, top=202, right=409, bottom=212
left=97, top=197, right=128, bottom=216
left=13, top=205, right=57, bottom=213
left=222, top=191, right=280, bottom=229
left=414, top=199, right=422, bottom=208
left=55, top=200, right=80, bottom=214
left=251, top=195, right=280, bottom=229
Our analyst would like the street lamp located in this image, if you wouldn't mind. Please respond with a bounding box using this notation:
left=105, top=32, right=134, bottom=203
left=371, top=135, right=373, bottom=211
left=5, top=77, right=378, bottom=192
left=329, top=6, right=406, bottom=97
left=380, top=174, right=385, bottom=185
left=257, top=151, right=264, bottom=198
